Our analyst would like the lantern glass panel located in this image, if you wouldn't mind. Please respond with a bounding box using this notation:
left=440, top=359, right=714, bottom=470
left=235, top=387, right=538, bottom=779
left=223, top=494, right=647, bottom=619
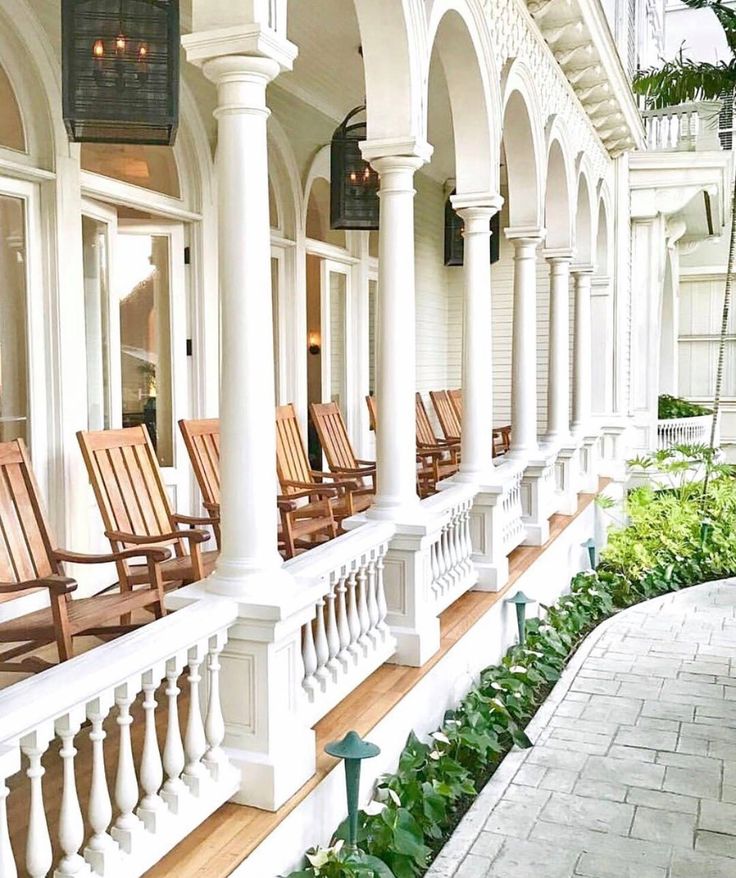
left=62, top=0, right=179, bottom=146
left=330, top=107, right=379, bottom=230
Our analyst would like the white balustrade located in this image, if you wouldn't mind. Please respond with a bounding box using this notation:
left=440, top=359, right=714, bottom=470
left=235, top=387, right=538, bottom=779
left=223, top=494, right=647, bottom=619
left=657, top=414, right=717, bottom=450
left=0, top=600, right=239, bottom=878
left=286, top=522, right=397, bottom=725
left=642, top=101, right=723, bottom=152
left=422, top=484, right=478, bottom=612
left=501, top=470, right=525, bottom=554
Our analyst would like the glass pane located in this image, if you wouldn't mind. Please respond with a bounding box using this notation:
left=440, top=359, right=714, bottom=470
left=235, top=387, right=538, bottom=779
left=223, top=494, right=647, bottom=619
left=368, top=278, right=377, bottom=396
left=329, top=270, right=346, bottom=414
left=83, top=216, right=112, bottom=430
left=116, top=234, right=173, bottom=466
left=0, top=195, right=27, bottom=442
left=81, top=144, right=180, bottom=198
left=271, top=256, right=280, bottom=402
left=0, top=65, right=25, bottom=152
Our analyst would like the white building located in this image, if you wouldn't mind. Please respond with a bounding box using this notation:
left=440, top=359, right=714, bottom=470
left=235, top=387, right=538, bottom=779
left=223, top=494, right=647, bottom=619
left=0, top=0, right=730, bottom=876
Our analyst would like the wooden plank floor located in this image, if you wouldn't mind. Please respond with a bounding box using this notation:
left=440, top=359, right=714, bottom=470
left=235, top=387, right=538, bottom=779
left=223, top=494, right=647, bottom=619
left=3, top=483, right=605, bottom=877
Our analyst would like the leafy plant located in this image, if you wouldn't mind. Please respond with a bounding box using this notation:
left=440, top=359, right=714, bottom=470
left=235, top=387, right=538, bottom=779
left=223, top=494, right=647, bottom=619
left=657, top=394, right=711, bottom=420
left=287, top=468, right=736, bottom=878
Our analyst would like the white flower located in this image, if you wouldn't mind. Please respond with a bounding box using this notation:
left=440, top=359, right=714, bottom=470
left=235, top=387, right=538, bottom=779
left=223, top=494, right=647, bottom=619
left=429, top=749, right=442, bottom=760
left=445, top=718, right=460, bottom=727
left=306, top=848, right=330, bottom=869
left=491, top=681, right=506, bottom=691
left=432, top=731, right=451, bottom=745
left=587, top=589, right=600, bottom=597
left=491, top=697, right=506, bottom=709
left=509, top=665, right=527, bottom=674
left=387, top=788, right=401, bottom=806
left=363, top=799, right=387, bottom=816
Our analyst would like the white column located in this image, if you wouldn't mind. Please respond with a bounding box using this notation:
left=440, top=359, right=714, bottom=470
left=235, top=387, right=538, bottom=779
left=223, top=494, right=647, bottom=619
left=202, top=55, right=287, bottom=593
left=572, top=266, right=595, bottom=435
left=507, top=232, right=544, bottom=458
left=453, top=197, right=503, bottom=482
left=367, top=155, right=426, bottom=520
left=544, top=252, right=573, bottom=445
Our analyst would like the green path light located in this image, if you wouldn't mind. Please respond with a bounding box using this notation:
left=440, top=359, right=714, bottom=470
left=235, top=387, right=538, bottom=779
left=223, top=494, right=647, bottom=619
left=325, top=731, right=381, bottom=851
left=582, top=537, right=597, bottom=568
left=505, top=590, right=535, bottom=645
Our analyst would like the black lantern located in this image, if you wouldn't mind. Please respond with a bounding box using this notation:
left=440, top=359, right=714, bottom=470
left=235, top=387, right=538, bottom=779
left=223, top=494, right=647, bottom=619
left=330, top=106, right=379, bottom=230
left=444, top=192, right=501, bottom=267
left=62, top=0, right=179, bottom=145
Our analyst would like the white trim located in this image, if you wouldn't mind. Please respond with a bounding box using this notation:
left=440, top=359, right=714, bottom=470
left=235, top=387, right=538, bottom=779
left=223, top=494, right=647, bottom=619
left=80, top=171, right=202, bottom=222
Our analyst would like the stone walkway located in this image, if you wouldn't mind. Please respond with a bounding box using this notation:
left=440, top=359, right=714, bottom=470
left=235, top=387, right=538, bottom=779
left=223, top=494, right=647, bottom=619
left=427, top=580, right=736, bottom=878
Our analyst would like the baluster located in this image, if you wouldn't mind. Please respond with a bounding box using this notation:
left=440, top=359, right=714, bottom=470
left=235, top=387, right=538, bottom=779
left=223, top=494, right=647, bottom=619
left=366, top=554, right=380, bottom=639
left=465, top=503, right=474, bottom=567
left=111, top=682, right=143, bottom=855
left=161, top=657, right=187, bottom=813
left=0, top=747, right=19, bottom=878
left=313, top=595, right=330, bottom=688
left=137, top=667, right=167, bottom=832
left=204, top=633, right=227, bottom=781
left=375, top=552, right=389, bottom=635
left=346, top=569, right=362, bottom=660
left=84, top=697, right=118, bottom=874
left=447, top=510, right=460, bottom=585
left=429, top=539, right=440, bottom=597
left=356, top=563, right=373, bottom=648
left=302, top=615, right=319, bottom=699
left=325, top=579, right=341, bottom=677
left=21, top=729, right=53, bottom=878
left=54, top=713, right=90, bottom=878
left=183, top=644, right=209, bottom=796
left=437, top=525, right=449, bottom=593
left=335, top=571, right=351, bottom=668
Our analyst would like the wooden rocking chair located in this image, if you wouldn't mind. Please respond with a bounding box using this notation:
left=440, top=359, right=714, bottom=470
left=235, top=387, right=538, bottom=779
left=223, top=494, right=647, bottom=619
left=178, top=418, right=222, bottom=548
left=0, top=439, right=169, bottom=673
left=309, top=402, right=376, bottom=499
left=430, top=390, right=462, bottom=443
left=277, top=404, right=372, bottom=528
left=77, top=426, right=219, bottom=590
left=433, top=389, right=512, bottom=458
left=415, top=393, right=460, bottom=487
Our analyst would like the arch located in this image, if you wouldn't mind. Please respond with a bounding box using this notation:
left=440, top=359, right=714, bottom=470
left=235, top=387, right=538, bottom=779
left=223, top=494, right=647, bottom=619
left=425, top=1, right=502, bottom=195
left=268, top=115, right=303, bottom=241
left=544, top=117, right=575, bottom=251
left=596, top=194, right=611, bottom=275
left=303, top=146, right=347, bottom=249
left=501, top=60, right=545, bottom=230
left=574, top=160, right=596, bottom=265
left=0, top=63, right=25, bottom=152
left=350, top=0, right=426, bottom=145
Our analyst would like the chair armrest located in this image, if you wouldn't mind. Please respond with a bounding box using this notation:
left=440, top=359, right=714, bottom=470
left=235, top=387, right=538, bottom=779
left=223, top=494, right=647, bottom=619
left=331, top=464, right=376, bottom=477
left=172, top=513, right=219, bottom=526
left=53, top=546, right=171, bottom=565
left=278, top=488, right=338, bottom=507
left=105, top=529, right=210, bottom=546
left=355, top=459, right=376, bottom=467
left=281, top=479, right=340, bottom=495
left=0, top=575, right=78, bottom=597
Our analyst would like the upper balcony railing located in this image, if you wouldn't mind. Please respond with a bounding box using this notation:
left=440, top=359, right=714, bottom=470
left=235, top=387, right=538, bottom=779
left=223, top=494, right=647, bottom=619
left=641, top=100, right=724, bottom=152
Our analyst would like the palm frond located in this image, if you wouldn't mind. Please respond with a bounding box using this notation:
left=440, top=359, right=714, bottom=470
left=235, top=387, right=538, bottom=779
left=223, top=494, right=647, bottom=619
left=673, top=0, right=736, bottom=55
left=633, top=56, right=736, bottom=108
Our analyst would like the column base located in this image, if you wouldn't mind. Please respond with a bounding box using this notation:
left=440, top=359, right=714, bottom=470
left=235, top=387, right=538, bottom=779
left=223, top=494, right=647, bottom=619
left=551, top=441, right=582, bottom=516
left=225, top=728, right=315, bottom=811
left=520, top=454, right=556, bottom=546
left=387, top=621, right=441, bottom=667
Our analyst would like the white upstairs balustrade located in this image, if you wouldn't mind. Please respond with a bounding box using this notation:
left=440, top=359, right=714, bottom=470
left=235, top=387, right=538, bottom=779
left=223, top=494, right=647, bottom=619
left=642, top=101, right=723, bottom=152
left=657, top=414, right=717, bottom=450
left=0, top=600, right=239, bottom=878
left=285, top=522, right=396, bottom=726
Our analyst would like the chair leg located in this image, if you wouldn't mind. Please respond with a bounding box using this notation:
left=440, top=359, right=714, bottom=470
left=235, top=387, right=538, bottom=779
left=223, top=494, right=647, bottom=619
left=282, top=513, right=297, bottom=559
left=147, top=557, right=167, bottom=618
left=50, top=594, right=73, bottom=662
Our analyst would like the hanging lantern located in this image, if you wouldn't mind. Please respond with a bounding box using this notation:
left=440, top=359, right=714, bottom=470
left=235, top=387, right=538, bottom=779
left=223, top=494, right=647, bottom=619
left=444, top=191, right=501, bottom=267
left=62, top=0, right=179, bottom=145
left=330, top=106, right=379, bottom=230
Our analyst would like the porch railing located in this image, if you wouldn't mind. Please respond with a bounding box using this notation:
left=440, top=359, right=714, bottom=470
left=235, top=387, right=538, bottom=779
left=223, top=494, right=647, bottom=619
left=285, top=522, right=396, bottom=726
left=501, top=469, right=525, bottom=553
left=642, top=100, right=723, bottom=152
left=657, top=414, right=717, bottom=450
left=0, top=599, right=239, bottom=878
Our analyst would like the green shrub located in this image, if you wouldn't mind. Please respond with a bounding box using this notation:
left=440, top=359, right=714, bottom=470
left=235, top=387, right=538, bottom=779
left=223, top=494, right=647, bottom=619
left=658, top=393, right=712, bottom=419
left=287, top=460, right=736, bottom=878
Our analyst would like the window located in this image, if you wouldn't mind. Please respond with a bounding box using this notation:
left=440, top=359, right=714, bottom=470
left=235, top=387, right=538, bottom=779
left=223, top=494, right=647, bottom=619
left=81, top=143, right=181, bottom=197
left=0, top=195, right=28, bottom=441
left=0, top=65, right=25, bottom=153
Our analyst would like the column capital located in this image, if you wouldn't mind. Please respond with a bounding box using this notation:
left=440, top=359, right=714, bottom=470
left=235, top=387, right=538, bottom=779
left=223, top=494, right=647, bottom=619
left=360, top=137, right=433, bottom=166
left=543, top=248, right=574, bottom=264
left=450, top=192, right=504, bottom=217
left=571, top=263, right=596, bottom=276
left=505, top=227, right=546, bottom=248
left=182, top=24, right=297, bottom=72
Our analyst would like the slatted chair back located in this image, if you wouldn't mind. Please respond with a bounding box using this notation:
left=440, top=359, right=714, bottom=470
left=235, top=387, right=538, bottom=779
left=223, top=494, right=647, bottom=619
left=415, top=394, right=438, bottom=447
left=276, top=404, right=314, bottom=493
left=310, top=402, right=359, bottom=472
left=0, top=440, right=58, bottom=595
left=430, top=390, right=462, bottom=441
left=449, top=388, right=463, bottom=421
left=179, top=418, right=221, bottom=512
left=366, top=395, right=378, bottom=432
left=77, top=426, right=179, bottom=551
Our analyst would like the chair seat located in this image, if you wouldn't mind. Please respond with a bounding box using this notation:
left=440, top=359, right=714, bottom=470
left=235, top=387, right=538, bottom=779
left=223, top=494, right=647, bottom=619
left=0, top=588, right=164, bottom=643
left=333, top=491, right=374, bottom=520
left=127, top=549, right=219, bottom=586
